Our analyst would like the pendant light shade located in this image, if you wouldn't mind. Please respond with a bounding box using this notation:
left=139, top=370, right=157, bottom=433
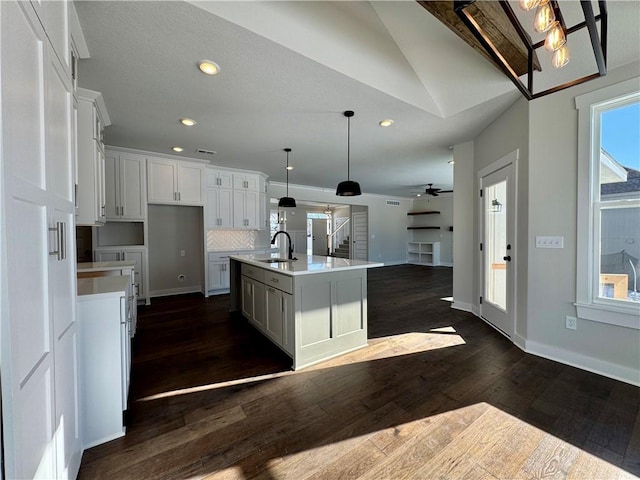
left=278, top=148, right=296, bottom=208
left=336, top=110, right=362, bottom=197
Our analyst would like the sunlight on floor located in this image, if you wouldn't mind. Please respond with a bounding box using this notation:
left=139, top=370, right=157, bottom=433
left=260, top=402, right=634, bottom=480
left=440, top=296, right=454, bottom=302
left=138, top=329, right=467, bottom=402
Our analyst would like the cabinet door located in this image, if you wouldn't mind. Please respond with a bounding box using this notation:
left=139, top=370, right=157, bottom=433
left=147, top=159, right=177, bottom=203
left=97, top=148, right=106, bottom=223
left=265, top=287, right=284, bottom=345
left=253, top=281, right=266, bottom=329
left=233, top=190, right=246, bottom=227
left=208, top=261, right=225, bottom=290
left=233, top=173, right=259, bottom=191
left=218, top=188, right=233, bottom=228
left=221, top=261, right=231, bottom=289
left=177, top=164, right=203, bottom=204
left=244, top=190, right=259, bottom=229
left=241, top=276, right=254, bottom=320
left=119, top=155, right=145, bottom=220
left=123, top=249, right=145, bottom=299
left=205, top=187, right=219, bottom=228
left=104, top=152, right=119, bottom=219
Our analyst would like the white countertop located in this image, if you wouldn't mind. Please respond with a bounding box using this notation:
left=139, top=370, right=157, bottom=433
left=77, top=261, right=136, bottom=272
left=77, top=276, right=130, bottom=299
left=230, top=253, right=383, bottom=276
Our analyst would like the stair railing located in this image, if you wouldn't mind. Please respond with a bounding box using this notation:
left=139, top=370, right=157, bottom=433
left=328, top=218, right=350, bottom=256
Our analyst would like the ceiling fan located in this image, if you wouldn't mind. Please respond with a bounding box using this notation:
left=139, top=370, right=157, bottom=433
left=424, top=183, right=453, bottom=197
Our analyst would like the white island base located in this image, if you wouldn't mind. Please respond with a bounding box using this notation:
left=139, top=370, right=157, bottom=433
left=229, top=254, right=382, bottom=370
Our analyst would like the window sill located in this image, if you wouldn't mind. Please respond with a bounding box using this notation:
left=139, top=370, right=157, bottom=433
left=575, top=302, right=640, bottom=330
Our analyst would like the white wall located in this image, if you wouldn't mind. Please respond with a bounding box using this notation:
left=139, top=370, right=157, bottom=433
left=458, top=62, right=640, bottom=385
left=526, top=63, right=640, bottom=384
left=452, top=141, right=475, bottom=311
left=269, top=183, right=411, bottom=264
left=411, top=195, right=454, bottom=266
left=148, top=205, right=204, bottom=296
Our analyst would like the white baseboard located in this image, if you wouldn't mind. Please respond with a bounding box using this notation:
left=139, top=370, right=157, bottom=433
left=438, top=262, right=454, bottom=268
left=150, top=286, right=202, bottom=298
left=522, top=339, right=640, bottom=387
left=451, top=301, right=478, bottom=316
left=451, top=305, right=639, bottom=387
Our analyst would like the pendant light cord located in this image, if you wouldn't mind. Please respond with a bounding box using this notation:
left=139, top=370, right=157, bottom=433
left=347, top=115, right=351, bottom=181
left=286, top=150, right=290, bottom=196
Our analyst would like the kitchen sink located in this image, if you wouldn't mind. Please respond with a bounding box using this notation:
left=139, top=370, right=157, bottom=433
left=257, top=258, right=296, bottom=263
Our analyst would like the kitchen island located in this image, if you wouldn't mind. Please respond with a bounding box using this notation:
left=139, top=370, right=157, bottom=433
left=229, top=253, right=383, bottom=370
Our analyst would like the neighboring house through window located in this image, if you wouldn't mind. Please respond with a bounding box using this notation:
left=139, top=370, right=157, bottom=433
left=576, top=79, right=640, bottom=329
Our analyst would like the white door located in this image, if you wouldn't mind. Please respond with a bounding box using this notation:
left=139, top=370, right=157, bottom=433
left=479, top=155, right=516, bottom=338
left=312, top=219, right=328, bottom=256
left=352, top=211, right=368, bottom=260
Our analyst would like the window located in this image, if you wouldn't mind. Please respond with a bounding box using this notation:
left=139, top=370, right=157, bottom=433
left=575, top=79, right=640, bottom=329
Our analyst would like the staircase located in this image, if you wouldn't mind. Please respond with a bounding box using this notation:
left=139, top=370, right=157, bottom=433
left=332, top=237, right=350, bottom=259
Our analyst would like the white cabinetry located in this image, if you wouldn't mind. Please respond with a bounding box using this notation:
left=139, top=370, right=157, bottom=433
left=233, top=189, right=259, bottom=228
left=206, top=169, right=233, bottom=228
left=241, top=264, right=293, bottom=355
left=208, top=253, right=231, bottom=291
left=95, top=247, right=147, bottom=300
left=233, top=172, right=260, bottom=191
left=77, top=276, right=133, bottom=449
left=1, top=2, right=82, bottom=477
left=147, top=158, right=204, bottom=205
left=76, top=88, right=110, bottom=226
left=407, top=242, right=440, bottom=266
left=104, top=152, right=146, bottom=221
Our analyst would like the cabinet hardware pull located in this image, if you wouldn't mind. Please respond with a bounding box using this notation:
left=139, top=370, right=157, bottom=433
left=48, top=222, right=65, bottom=261
left=271, top=278, right=279, bottom=283
left=121, top=205, right=124, bottom=216
left=178, top=192, right=181, bottom=201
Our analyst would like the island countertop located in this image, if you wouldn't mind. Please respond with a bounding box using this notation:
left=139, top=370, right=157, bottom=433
left=229, top=253, right=383, bottom=276
left=77, top=261, right=136, bottom=272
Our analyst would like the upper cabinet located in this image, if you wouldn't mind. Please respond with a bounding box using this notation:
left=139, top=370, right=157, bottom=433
left=104, top=151, right=146, bottom=221
left=76, top=88, right=110, bottom=226
left=233, top=173, right=259, bottom=191
left=208, top=168, right=233, bottom=189
left=147, top=158, right=204, bottom=205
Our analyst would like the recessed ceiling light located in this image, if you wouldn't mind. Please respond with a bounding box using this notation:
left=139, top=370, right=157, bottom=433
left=172, top=146, right=184, bottom=153
left=379, top=119, right=394, bottom=127
left=198, top=60, right=220, bottom=75
left=448, top=160, right=455, bottom=164
left=180, top=118, right=197, bottom=127
left=416, top=193, right=422, bottom=197
left=286, top=166, right=294, bottom=171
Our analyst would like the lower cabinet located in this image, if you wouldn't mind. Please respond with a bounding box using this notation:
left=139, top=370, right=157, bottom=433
left=241, top=264, right=293, bottom=356
left=95, top=246, right=146, bottom=300
left=209, top=259, right=230, bottom=292
left=77, top=276, right=132, bottom=449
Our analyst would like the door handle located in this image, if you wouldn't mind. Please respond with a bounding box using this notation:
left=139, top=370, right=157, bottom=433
left=503, top=256, right=511, bottom=262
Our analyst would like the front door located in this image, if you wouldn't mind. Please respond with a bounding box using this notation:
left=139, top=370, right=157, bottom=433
left=480, top=153, right=516, bottom=338
left=312, top=218, right=328, bottom=256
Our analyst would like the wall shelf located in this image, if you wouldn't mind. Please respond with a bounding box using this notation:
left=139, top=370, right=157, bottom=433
left=407, top=226, right=441, bottom=230
left=407, top=211, right=440, bottom=216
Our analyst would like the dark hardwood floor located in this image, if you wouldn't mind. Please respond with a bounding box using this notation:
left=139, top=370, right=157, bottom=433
left=79, top=265, right=640, bottom=479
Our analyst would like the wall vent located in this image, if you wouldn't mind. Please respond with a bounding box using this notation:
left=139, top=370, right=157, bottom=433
left=386, top=200, right=400, bottom=206
left=197, top=148, right=216, bottom=155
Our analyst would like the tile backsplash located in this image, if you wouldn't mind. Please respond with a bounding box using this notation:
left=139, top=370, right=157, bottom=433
left=207, top=230, right=260, bottom=251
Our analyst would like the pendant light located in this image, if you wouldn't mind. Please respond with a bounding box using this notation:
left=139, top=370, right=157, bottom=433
left=336, top=110, right=361, bottom=196
left=278, top=148, right=296, bottom=208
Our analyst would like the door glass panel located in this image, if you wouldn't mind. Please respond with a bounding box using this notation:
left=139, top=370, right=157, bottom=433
left=484, top=180, right=507, bottom=310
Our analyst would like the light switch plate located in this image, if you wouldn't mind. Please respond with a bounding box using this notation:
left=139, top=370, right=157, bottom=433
left=536, top=236, right=564, bottom=248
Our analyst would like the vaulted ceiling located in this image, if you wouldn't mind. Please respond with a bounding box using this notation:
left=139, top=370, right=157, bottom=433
left=75, top=1, right=640, bottom=198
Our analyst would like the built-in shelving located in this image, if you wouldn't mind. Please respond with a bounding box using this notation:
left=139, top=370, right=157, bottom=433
left=407, top=241, right=440, bottom=266
left=407, top=226, right=441, bottom=230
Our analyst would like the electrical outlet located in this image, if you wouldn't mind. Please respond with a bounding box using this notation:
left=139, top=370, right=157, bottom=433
left=566, top=316, right=577, bottom=330
left=180, top=250, right=185, bottom=257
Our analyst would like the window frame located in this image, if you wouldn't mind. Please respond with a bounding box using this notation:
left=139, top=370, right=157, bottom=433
left=575, top=78, right=640, bottom=329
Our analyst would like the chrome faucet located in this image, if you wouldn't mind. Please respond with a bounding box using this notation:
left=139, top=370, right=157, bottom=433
left=271, top=231, right=296, bottom=260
